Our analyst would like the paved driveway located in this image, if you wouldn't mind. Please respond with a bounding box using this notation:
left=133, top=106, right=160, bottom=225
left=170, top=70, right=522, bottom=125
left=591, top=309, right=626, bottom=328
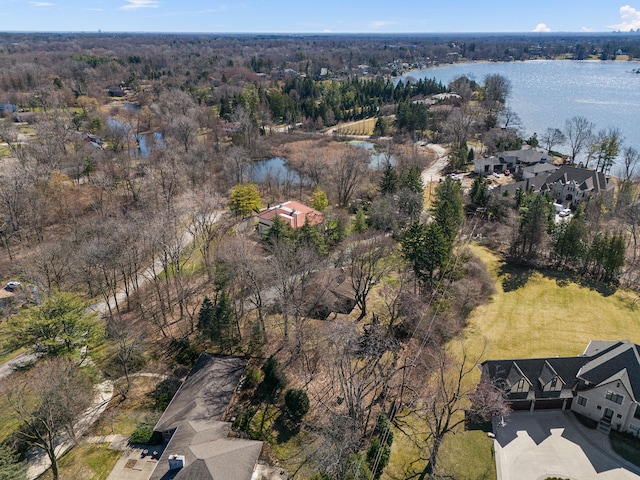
left=494, top=411, right=640, bottom=480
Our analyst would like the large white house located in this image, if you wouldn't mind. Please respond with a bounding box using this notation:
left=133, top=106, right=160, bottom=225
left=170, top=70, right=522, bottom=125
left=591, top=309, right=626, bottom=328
left=479, top=340, right=640, bottom=434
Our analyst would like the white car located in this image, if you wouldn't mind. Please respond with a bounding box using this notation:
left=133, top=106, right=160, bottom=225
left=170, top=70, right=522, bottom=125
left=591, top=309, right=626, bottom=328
left=492, top=172, right=500, bottom=178
left=5, top=281, right=21, bottom=291
left=558, top=209, right=571, bottom=218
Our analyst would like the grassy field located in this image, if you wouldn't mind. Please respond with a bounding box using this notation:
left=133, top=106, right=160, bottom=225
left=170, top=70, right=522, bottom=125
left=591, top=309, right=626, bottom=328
left=333, top=118, right=377, bottom=136
left=40, top=444, right=121, bottom=480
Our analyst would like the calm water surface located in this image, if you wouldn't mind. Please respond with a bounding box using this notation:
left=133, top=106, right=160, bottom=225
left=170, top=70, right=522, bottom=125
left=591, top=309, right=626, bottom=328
left=400, top=60, right=640, bottom=157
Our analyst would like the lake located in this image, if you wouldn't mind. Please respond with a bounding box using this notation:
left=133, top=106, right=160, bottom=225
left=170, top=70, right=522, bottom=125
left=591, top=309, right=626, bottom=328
left=399, top=60, right=640, bottom=159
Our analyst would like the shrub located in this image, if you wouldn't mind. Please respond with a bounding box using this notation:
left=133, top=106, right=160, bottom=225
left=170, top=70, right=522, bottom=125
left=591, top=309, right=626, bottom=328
left=151, top=377, right=182, bottom=411
left=243, top=366, right=263, bottom=390
left=284, top=389, right=310, bottom=423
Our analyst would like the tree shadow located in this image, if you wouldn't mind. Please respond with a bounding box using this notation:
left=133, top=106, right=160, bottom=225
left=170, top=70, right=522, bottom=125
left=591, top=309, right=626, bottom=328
left=498, top=263, right=534, bottom=293
left=273, top=412, right=299, bottom=443
left=499, top=261, right=619, bottom=297
left=536, top=268, right=618, bottom=297
left=464, top=410, right=492, bottom=433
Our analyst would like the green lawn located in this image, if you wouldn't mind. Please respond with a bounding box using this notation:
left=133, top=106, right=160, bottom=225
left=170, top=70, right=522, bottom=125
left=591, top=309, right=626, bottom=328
left=40, top=444, right=121, bottom=480
left=463, top=245, right=640, bottom=361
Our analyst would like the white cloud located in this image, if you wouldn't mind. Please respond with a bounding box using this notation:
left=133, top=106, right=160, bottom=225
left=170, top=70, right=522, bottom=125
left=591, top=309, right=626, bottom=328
left=609, top=5, right=640, bottom=31
left=581, top=26, right=595, bottom=32
left=323, top=29, right=332, bottom=33
left=369, top=20, right=396, bottom=29
left=533, top=23, right=551, bottom=32
left=29, top=2, right=53, bottom=6
left=119, top=0, right=159, bottom=10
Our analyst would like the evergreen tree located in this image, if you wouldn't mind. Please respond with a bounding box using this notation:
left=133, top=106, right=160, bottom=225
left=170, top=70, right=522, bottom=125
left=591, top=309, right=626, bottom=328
left=297, top=218, right=327, bottom=255
left=401, top=221, right=449, bottom=285
left=197, top=296, right=215, bottom=336
left=261, top=355, right=287, bottom=399
left=284, top=388, right=310, bottom=423
left=469, top=176, right=490, bottom=210
left=264, top=215, right=293, bottom=245
left=552, top=206, right=588, bottom=267
left=432, top=176, right=464, bottom=246
left=379, top=164, right=399, bottom=195
left=400, top=166, right=424, bottom=195
left=0, top=443, right=26, bottom=480
left=511, top=193, right=554, bottom=260
left=352, top=207, right=368, bottom=234
left=373, top=116, right=387, bottom=136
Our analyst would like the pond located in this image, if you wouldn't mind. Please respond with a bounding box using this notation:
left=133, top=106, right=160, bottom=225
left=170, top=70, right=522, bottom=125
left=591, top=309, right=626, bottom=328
left=106, top=117, right=164, bottom=157
left=252, top=157, right=308, bottom=184
left=348, top=141, right=397, bottom=169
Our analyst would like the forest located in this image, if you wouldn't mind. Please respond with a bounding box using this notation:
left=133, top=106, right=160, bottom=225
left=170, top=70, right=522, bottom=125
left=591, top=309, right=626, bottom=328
left=0, top=31, right=639, bottom=480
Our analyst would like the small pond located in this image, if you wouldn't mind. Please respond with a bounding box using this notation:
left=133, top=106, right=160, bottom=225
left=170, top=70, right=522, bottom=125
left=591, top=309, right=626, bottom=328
left=252, top=157, right=308, bottom=184
left=348, top=141, right=397, bottom=170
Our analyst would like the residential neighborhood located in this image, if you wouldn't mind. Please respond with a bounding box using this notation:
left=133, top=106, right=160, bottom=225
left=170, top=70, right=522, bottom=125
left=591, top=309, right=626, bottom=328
left=0, top=28, right=639, bottom=480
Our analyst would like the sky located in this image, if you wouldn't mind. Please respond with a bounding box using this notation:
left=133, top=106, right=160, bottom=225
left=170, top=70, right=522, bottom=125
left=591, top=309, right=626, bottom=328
left=2, top=0, right=640, bottom=34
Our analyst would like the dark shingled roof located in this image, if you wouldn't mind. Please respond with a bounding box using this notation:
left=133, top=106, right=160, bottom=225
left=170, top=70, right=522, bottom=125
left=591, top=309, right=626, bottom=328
left=148, top=354, right=263, bottom=480
left=480, top=340, right=640, bottom=403
left=577, top=341, right=640, bottom=401
left=543, top=165, right=613, bottom=194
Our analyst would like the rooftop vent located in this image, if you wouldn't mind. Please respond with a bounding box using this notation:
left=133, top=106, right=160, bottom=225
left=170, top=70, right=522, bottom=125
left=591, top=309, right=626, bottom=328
left=168, top=454, right=185, bottom=470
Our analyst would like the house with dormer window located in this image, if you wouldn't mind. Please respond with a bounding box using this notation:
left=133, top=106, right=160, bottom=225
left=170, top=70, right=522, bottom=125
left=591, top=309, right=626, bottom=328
left=479, top=340, right=640, bottom=434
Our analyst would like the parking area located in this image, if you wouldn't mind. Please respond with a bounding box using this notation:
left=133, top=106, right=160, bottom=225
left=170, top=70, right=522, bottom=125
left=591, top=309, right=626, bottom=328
left=494, top=411, right=640, bottom=480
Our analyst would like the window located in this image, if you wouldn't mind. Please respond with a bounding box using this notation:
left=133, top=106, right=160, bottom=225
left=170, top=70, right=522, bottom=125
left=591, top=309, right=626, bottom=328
left=516, top=378, right=526, bottom=392
left=634, top=405, right=640, bottom=420
left=550, top=377, right=558, bottom=389
left=606, top=390, right=624, bottom=405
left=577, top=395, right=587, bottom=407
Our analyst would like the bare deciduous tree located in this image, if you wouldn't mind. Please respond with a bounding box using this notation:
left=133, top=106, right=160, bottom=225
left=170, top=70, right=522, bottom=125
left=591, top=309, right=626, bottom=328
left=564, top=116, right=594, bottom=164
left=6, top=358, right=94, bottom=480
left=349, top=235, right=395, bottom=322
left=334, top=150, right=368, bottom=208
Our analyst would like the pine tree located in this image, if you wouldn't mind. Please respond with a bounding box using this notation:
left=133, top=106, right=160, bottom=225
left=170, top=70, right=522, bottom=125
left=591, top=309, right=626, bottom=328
left=352, top=206, right=368, bottom=234
left=432, top=176, right=464, bottom=246
left=197, top=296, right=215, bottom=336
left=379, top=164, right=399, bottom=195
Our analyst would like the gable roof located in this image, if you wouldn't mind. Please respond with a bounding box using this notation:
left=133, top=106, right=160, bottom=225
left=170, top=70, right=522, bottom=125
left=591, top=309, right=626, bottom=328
left=543, top=166, right=613, bottom=194
left=577, top=340, right=640, bottom=401
left=481, top=340, right=640, bottom=403
left=257, top=200, right=323, bottom=229
left=149, top=354, right=262, bottom=480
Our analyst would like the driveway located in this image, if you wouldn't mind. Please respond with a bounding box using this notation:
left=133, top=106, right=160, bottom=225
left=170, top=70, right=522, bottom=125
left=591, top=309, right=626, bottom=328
left=494, top=411, right=640, bottom=480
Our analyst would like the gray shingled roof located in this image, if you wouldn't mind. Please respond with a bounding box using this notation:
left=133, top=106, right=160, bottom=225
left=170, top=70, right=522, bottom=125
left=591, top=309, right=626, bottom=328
left=577, top=341, right=640, bottom=401
left=544, top=166, right=613, bottom=194
left=149, top=354, right=263, bottom=480
left=481, top=340, right=640, bottom=403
